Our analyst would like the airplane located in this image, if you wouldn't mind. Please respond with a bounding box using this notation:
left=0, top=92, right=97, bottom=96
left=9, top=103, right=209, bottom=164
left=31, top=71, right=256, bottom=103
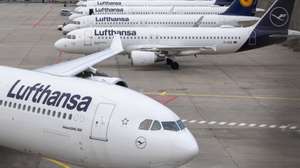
left=0, top=37, right=199, bottom=168
left=76, top=0, right=233, bottom=9
left=55, top=0, right=295, bottom=70
left=76, top=0, right=232, bottom=6
left=62, top=0, right=259, bottom=34
left=69, top=0, right=263, bottom=20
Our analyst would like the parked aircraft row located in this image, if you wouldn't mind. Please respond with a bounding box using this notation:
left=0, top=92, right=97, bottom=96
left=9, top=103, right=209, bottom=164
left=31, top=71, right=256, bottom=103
left=0, top=1, right=202, bottom=168
left=62, top=0, right=260, bottom=33
left=57, top=0, right=296, bottom=70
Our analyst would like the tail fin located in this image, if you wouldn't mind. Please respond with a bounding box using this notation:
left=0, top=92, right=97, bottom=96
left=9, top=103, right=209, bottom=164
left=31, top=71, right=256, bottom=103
left=254, top=0, right=294, bottom=33
left=222, top=0, right=257, bottom=16
left=215, top=0, right=233, bottom=6
left=238, top=0, right=295, bottom=52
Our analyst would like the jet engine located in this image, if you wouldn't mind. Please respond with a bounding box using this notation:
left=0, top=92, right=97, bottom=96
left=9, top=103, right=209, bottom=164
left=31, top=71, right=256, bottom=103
left=76, top=71, right=128, bottom=87
left=130, top=51, right=164, bottom=66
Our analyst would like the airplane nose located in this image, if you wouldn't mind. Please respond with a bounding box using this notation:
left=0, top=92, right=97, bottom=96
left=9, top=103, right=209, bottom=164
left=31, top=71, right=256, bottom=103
left=173, top=131, right=199, bottom=165
left=54, top=39, right=66, bottom=51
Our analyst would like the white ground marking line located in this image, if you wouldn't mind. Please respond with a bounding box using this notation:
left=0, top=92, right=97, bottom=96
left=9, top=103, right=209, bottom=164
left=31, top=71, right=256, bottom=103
left=185, top=120, right=299, bottom=132
left=269, top=125, right=277, bottom=128
left=228, top=122, right=237, bottom=126
left=238, top=123, right=247, bottom=127
left=208, top=121, right=217, bottom=125
left=248, top=123, right=257, bottom=127
left=218, top=122, right=227, bottom=125
left=279, top=125, right=288, bottom=129
left=189, top=120, right=197, bottom=123
left=198, top=121, right=207, bottom=124
left=259, top=124, right=267, bottom=128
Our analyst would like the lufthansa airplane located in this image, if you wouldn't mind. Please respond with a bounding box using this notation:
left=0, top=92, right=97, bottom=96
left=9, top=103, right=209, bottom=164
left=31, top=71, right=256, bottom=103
left=0, top=37, right=199, bottom=167
left=77, top=0, right=233, bottom=7
left=76, top=0, right=233, bottom=8
left=69, top=0, right=262, bottom=20
left=63, top=0, right=259, bottom=34
left=55, top=0, right=295, bottom=70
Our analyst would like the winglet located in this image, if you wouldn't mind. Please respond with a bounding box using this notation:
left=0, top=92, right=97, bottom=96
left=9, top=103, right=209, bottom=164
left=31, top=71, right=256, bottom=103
left=110, top=35, right=124, bottom=52
left=193, top=16, right=204, bottom=27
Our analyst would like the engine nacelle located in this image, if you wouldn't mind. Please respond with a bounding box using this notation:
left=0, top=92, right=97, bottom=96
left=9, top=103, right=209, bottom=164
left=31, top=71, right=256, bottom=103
left=88, top=76, right=128, bottom=88
left=131, top=51, right=162, bottom=66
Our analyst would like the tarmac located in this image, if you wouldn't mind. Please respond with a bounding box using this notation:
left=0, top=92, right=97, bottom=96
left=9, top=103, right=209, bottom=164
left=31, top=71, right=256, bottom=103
left=0, top=2, right=300, bottom=168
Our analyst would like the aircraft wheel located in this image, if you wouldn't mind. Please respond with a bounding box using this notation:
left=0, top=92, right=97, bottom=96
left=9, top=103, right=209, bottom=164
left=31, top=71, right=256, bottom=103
left=166, top=58, right=173, bottom=65
left=170, top=62, right=179, bottom=70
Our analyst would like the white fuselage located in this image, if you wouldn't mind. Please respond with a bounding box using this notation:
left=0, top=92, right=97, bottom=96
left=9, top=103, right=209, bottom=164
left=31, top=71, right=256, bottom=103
left=63, top=14, right=259, bottom=33
left=0, top=66, right=198, bottom=168
left=70, top=6, right=227, bottom=20
left=78, top=0, right=218, bottom=8
left=55, top=26, right=254, bottom=55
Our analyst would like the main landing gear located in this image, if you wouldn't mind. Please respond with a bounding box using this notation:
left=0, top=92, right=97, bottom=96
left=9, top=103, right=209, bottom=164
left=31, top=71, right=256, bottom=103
left=166, top=58, right=179, bottom=70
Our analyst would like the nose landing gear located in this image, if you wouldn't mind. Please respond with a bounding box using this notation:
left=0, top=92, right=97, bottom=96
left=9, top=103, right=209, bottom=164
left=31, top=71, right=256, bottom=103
left=166, top=58, right=179, bottom=70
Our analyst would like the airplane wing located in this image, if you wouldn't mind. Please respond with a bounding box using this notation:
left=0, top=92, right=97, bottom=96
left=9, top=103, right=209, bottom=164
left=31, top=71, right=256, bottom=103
left=128, top=44, right=216, bottom=53
left=36, top=36, right=123, bottom=77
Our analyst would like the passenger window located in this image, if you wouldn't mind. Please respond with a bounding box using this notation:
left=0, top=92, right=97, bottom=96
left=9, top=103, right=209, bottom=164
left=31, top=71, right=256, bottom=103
left=0, top=100, right=2, bottom=106
left=58, top=112, right=62, bottom=118
left=68, top=114, right=73, bottom=120
left=139, top=119, right=153, bottom=130
left=177, top=120, right=186, bottom=130
left=161, top=121, right=179, bottom=131
left=63, top=113, right=67, bottom=119
left=151, top=120, right=162, bottom=130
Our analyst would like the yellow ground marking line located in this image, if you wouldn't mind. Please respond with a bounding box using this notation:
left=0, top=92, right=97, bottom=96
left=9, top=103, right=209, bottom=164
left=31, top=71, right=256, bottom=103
left=144, top=92, right=300, bottom=101
left=43, top=158, right=71, bottom=168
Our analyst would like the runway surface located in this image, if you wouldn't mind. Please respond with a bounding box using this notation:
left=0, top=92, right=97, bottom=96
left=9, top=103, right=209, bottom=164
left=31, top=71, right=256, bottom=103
left=0, top=3, right=300, bottom=168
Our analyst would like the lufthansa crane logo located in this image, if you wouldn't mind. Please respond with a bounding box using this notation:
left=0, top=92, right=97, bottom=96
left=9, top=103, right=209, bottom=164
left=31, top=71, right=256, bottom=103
left=240, top=0, right=253, bottom=8
left=135, top=136, right=147, bottom=149
left=269, top=7, right=289, bottom=27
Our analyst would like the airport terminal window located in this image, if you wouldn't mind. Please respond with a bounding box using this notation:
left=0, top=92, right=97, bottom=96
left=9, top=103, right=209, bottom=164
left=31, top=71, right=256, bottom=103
left=151, top=120, right=162, bottom=130
left=139, top=119, right=153, bottom=130
left=161, top=121, right=180, bottom=131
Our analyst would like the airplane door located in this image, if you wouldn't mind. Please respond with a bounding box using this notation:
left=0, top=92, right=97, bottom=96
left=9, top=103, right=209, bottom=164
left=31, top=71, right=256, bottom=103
left=248, top=31, right=256, bottom=46
left=84, top=30, right=93, bottom=46
left=90, top=103, right=115, bottom=141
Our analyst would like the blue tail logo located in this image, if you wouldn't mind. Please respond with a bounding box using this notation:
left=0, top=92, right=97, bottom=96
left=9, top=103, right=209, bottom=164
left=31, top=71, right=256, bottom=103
left=269, top=7, right=289, bottom=27
left=222, top=0, right=257, bottom=16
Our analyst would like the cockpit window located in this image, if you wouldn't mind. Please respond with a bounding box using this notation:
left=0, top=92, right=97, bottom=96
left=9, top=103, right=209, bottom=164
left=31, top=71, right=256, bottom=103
left=162, top=121, right=180, bottom=131
left=66, top=35, right=76, bottom=39
left=139, top=119, right=153, bottom=130
left=177, top=120, right=186, bottom=130
left=151, top=120, right=162, bottom=130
